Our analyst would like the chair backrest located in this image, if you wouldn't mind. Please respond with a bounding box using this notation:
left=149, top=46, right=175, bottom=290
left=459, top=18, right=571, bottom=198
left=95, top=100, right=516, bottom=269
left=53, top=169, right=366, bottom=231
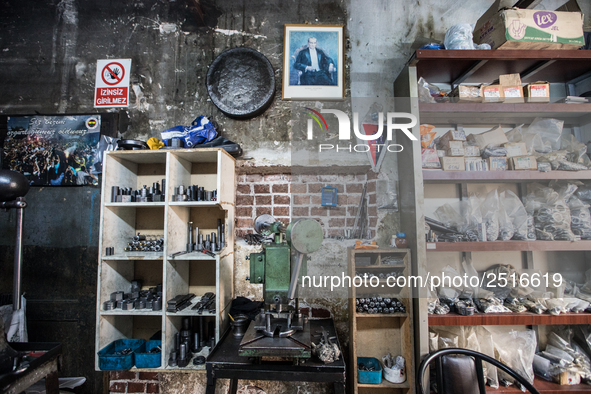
left=416, top=348, right=540, bottom=394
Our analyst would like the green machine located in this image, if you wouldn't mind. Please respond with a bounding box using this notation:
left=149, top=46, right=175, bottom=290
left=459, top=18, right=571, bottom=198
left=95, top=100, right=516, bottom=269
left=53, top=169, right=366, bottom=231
left=239, top=214, right=323, bottom=359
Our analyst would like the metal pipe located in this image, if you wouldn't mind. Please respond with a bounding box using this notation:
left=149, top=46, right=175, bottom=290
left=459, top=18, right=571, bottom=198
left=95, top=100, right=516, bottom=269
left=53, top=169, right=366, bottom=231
left=287, top=253, right=304, bottom=300
left=13, top=204, right=24, bottom=310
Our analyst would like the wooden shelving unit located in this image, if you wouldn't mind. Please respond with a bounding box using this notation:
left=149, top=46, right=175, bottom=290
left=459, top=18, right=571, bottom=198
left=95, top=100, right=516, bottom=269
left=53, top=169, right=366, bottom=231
left=94, top=149, right=235, bottom=371
left=429, top=312, right=591, bottom=326
left=394, top=49, right=591, bottom=392
left=425, top=241, right=591, bottom=252
left=349, top=248, right=414, bottom=393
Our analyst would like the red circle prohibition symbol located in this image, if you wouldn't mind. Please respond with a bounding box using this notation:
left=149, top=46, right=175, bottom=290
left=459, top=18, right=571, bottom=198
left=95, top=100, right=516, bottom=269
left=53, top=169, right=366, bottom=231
left=101, top=62, right=125, bottom=86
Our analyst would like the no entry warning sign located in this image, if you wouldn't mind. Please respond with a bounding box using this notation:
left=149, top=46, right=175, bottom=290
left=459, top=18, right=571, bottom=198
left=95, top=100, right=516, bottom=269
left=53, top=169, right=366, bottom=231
left=94, top=59, right=131, bottom=108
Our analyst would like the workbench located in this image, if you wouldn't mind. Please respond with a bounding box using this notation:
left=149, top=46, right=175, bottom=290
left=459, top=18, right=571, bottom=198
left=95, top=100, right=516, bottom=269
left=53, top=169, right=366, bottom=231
left=205, top=318, right=346, bottom=394
left=0, top=342, right=61, bottom=394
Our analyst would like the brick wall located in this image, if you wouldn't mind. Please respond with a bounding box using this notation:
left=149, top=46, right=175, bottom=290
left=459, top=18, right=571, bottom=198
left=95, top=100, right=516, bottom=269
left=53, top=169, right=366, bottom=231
left=109, top=371, right=159, bottom=394
left=235, top=171, right=378, bottom=239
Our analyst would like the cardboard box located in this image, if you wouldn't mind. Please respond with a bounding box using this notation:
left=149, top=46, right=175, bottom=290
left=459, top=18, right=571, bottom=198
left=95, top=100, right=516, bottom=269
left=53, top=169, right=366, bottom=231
left=465, top=145, right=481, bottom=157
left=440, top=140, right=464, bottom=150
left=500, top=73, right=524, bottom=103
left=474, top=0, right=585, bottom=50
left=481, top=84, right=504, bottom=102
left=558, top=370, right=581, bottom=385
left=488, top=157, right=508, bottom=171
left=525, top=81, right=551, bottom=102
left=467, top=126, right=508, bottom=149
left=440, top=156, right=465, bottom=171
left=450, top=85, right=482, bottom=103
left=509, top=156, right=537, bottom=170
left=439, top=130, right=466, bottom=147
left=437, top=150, right=447, bottom=158
left=465, top=158, right=487, bottom=171
left=422, top=148, right=441, bottom=169
left=446, top=147, right=465, bottom=157
left=503, top=142, right=528, bottom=157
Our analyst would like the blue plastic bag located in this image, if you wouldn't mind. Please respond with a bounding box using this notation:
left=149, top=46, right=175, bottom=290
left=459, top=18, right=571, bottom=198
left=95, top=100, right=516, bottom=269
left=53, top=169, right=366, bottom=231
left=161, top=116, right=218, bottom=148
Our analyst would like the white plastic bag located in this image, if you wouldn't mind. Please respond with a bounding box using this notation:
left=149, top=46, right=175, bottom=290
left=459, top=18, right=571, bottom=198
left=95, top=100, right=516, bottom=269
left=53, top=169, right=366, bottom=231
left=444, top=24, right=491, bottom=50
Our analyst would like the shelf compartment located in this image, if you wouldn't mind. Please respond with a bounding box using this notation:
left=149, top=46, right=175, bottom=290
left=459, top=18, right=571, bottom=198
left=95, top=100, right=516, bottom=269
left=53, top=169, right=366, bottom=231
left=423, top=170, right=591, bottom=183
left=101, top=206, right=165, bottom=255
left=166, top=205, right=228, bottom=257
left=96, top=315, right=163, bottom=370
left=103, top=151, right=167, bottom=197
left=165, top=260, right=216, bottom=305
left=418, top=103, right=591, bottom=126
left=98, top=260, right=164, bottom=313
left=167, top=149, right=235, bottom=207
left=164, top=315, right=216, bottom=370
left=485, top=378, right=591, bottom=393
left=429, top=312, right=591, bottom=326
left=411, top=49, right=591, bottom=85
left=425, top=241, right=591, bottom=252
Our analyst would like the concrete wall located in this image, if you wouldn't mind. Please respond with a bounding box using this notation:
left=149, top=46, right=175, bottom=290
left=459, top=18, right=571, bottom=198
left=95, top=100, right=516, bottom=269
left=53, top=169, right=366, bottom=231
left=0, top=0, right=585, bottom=393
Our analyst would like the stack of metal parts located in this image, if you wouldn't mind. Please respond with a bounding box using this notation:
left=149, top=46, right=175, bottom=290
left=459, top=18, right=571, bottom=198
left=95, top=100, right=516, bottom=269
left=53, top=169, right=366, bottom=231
left=166, top=294, right=196, bottom=313
left=534, top=203, right=575, bottom=241
left=355, top=271, right=400, bottom=280
left=102, top=281, right=163, bottom=311
left=425, top=217, right=476, bottom=242
left=243, top=233, right=268, bottom=245
left=124, top=233, right=164, bottom=252
left=111, top=181, right=165, bottom=203
left=168, top=316, right=215, bottom=368
left=191, top=292, right=215, bottom=314
left=570, top=204, right=591, bottom=239
left=355, top=297, right=406, bottom=314
left=169, top=220, right=225, bottom=258
left=172, top=185, right=217, bottom=202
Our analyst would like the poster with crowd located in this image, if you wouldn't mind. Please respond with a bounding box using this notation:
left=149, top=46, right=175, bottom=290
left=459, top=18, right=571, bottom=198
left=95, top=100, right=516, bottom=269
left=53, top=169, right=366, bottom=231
left=2, top=115, right=102, bottom=186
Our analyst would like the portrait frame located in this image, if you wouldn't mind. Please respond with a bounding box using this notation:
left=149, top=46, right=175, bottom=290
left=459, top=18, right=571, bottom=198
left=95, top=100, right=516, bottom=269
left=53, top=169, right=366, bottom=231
left=282, top=24, right=344, bottom=100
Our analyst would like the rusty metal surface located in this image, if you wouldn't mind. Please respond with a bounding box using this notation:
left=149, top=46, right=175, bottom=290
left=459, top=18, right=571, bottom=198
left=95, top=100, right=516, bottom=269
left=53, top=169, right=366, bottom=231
left=206, top=47, right=275, bottom=119
left=238, top=318, right=311, bottom=358
left=208, top=318, right=345, bottom=373
left=0, top=342, right=61, bottom=394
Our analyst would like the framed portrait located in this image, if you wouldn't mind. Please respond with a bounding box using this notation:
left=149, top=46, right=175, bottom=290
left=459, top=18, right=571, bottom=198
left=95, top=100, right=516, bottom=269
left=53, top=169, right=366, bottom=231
left=282, top=24, right=344, bottom=100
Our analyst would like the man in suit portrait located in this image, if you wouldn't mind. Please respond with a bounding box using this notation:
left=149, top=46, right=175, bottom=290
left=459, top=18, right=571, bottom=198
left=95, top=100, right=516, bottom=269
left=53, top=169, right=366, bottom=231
left=293, top=37, right=335, bottom=86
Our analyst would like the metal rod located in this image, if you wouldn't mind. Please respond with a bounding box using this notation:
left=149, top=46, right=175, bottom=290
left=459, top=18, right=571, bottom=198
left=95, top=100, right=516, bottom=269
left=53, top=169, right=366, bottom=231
left=13, top=204, right=25, bottom=311
left=288, top=253, right=304, bottom=299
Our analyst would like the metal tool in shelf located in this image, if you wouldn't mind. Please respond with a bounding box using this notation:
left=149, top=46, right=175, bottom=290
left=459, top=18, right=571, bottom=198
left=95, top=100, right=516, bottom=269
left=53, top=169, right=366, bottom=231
left=239, top=214, right=323, bottom=358
left=111, top=180, right=165, bottom=202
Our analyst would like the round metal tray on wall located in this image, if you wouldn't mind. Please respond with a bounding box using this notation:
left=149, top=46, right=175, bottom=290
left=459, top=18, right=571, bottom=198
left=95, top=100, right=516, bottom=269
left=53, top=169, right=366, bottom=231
left=206, top=47, right=275, bottom=119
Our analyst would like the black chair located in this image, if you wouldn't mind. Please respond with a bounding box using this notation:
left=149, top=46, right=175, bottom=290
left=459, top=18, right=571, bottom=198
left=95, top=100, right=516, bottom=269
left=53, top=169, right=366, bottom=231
left=417, top=348, right=540, bottom=394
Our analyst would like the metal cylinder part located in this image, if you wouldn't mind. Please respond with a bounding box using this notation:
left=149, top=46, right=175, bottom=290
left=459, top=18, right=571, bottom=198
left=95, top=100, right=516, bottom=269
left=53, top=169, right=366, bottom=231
left=111, top=186, right=119, bottom=202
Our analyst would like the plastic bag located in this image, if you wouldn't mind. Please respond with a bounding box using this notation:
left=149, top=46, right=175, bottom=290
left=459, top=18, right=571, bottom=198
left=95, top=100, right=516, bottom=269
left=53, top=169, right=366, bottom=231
left=444, top=24, right=491, bottom=50
left=569, top=196, right=591, bottom=239
left=561, top=133, right=591, bottom=167
left=480, top=190, right=500, bottom=241
left=500, top=191, right=528, bottom=240
left=377, top=179, right=398, bottom=210
left=490, top=328, right=537, bottom=384
left=530, top=185, right=577, bottom=241
left=420, top=124, right=437, bottom=149
left=161, top=116, right=218, bottom=148
left=576, top=183, right=591, bottom=205
left=524, top=118, right=564, bottom=153
left=481, top=145, right=508, bottom=159
left=417, top=77, right=440, bottom=103
left=434, top=203, right=466, bottom=232
left=459, top=197, right=483, bottom=239
left=497, top=198, right=514, bottom=241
